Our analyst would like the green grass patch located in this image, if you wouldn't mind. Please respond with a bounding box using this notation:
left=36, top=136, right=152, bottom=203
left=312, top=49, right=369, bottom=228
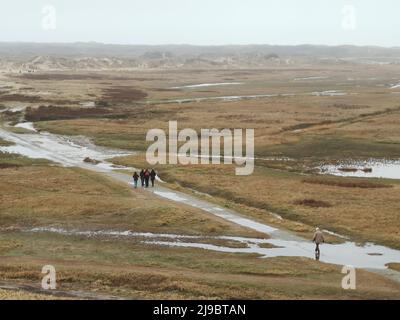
left=259, top=135, right=400, bottom=160
left=92, top=133, right=148, bottom=151
left=0, top=110, right=23, bottom=125
left=0, top=138, right=13, bottom=147
left=161, top=171, right=296, bottom=218
left=35, top=121, right=148, bottom=151
left=302, top=177, right=393, bottom=189
left=0, top=152, right=50, bottom=168
left=3, top=126, right=34, bottom=134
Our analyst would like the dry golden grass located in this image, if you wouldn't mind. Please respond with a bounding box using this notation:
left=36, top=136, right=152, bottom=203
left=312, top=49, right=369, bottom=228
left=387, top=263, right=400, bottom=272
left=0, top=288, right=64, bottom=300
left=326, top=111, right=400, bottom=143
left=1, top=233, right=400, bottom=300
left=293, top=199, right=332, bottom=208
left=302, top=177, right=392, bottom=189
left=0, top=138, right=12, bottom=146
left=0, top=239, right=21, bottom=254
left=0, top=165, right=259, bottom=237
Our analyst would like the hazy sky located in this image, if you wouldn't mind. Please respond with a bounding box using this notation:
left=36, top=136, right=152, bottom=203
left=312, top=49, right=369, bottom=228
left=1, top=0, right=399, bottom=46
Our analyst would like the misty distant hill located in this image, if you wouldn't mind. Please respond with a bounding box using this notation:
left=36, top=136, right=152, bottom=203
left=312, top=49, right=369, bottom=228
left=1, top=42, right=400, bottom=71
left=1, top=42, right=400, bottom=58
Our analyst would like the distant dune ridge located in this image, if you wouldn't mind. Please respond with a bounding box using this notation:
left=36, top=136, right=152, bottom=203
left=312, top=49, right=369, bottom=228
left=1, top=42, right=400, bottom=71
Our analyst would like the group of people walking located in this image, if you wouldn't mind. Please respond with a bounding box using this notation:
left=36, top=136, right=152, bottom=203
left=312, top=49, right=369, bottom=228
left=132, top=169, right=157, bottom=188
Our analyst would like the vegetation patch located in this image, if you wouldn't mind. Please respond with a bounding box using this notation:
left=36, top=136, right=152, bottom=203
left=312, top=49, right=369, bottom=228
left=0, top=163, right=21, bottom=169
left=328, top=104, right=371, bottom=110
left=161, top=172, right=295, bottom=218
left=338, top=167, right=358, bottom=172
left=387, top=263, right=400, bottom=272
left=0, top=93, right=42, bottom=103
left=0, top=110, right=23, bottom=124
left=25, top=106, right=117, bottom=122
left=0, top=288, right=64, bottom=300
left=0, top=239, right=21, bottom=254
left=294, top=199, right=332, bottom=208
left=3, top=126, right=33, bottom=134
left=302, top=178, right=392, bottom=189
left=18, top=73, right=105, bottom=80
left=281, top=106, right=400, bottom=133
left=83, top=157, right=101, bottom=165
left=261, top=136, right=400, bottom=160
left=101, top=86, right=147, bottom=102
left=0, top=152, right=50, bottom=168
left=17, top=73, right=137, bottom=81
left=0, top=138, right=13, bottom=147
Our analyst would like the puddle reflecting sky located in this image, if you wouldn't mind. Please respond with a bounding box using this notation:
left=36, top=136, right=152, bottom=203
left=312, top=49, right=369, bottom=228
left=320, top=159, right=400, bottom=179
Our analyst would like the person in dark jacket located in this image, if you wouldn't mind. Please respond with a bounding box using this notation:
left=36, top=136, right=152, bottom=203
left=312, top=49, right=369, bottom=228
left=150, top=169, right=157, bottom=187
left=139, top=169, right=145, bottom=187
left=144, top=169, right=150, bottom=188
left=132, top=172, right=139, bottom=188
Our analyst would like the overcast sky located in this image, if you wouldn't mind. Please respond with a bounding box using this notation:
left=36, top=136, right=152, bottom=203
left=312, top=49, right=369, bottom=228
left=1, top=0, right=399, bottom=46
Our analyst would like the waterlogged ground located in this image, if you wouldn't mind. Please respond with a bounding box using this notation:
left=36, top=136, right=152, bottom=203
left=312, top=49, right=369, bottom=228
left=144, top=89, right=349, bottom=104
left=320, top=159, right=400, bottom=180
left=25, top=225, right=400, bottom=269
left=147, top=189, right=400, bottom=269
left=1, top=123, right=400, bottom=272
left=170, top=82, right=243, bottom=89
left=0, top=123, right=133, bottom=171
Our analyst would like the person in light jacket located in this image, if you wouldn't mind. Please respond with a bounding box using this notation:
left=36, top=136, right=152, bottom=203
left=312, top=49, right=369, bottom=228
left=313, top=227, right=325, bottom=255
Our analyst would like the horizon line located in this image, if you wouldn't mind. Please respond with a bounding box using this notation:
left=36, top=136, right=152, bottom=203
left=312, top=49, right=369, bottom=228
left=0, top=41, right=399, bottom=49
